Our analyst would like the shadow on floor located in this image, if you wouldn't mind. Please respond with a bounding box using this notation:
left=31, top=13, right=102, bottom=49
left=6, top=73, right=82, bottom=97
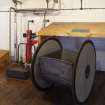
left=39, top=71, right=105, bottom=105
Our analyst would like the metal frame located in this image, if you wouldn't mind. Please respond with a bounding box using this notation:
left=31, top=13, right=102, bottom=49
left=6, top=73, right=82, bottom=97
left=8, top=7, right=60, bottom=64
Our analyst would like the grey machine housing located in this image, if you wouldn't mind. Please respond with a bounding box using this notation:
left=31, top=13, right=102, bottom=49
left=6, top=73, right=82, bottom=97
left=31, top=37, right=96, bottom=104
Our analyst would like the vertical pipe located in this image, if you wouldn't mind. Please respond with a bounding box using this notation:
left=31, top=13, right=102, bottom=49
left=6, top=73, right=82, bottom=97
left=43, top=12, right=47, bottom=28
left=80, top=0, right=83, bottom=10
left=14, top=10, right=17, bottom=62
left=14, top=4, right=18, bottom=63
left=9, top=8, right=11, bottom=64
left=18, top=3, right=23, bottom=63
left=28, top=21, right=29, bottom=30
left=46, top=0, right=49, bottom=8
left=9, top=7, right=16, bottom=64
left=59, top=0, right=61, bottom=9
left=43, top=0, right=49, bottom=28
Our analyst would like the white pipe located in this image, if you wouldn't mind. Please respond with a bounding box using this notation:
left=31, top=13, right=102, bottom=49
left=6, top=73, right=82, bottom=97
left=9, top=7, right=16, bottom=64
left=14, top=4, right=18, bottom=63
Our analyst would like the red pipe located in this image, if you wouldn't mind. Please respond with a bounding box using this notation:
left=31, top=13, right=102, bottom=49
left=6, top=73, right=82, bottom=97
left=26, top=30, right=38, bottom=63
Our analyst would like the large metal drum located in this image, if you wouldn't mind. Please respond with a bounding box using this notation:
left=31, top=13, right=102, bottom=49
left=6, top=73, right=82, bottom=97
left=31, top=37, right=96, bottom=104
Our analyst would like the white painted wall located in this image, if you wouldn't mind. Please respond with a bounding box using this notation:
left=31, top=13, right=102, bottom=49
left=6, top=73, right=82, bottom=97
left=20, top=0, right=105, bottom=33
left=0, top=0, right=14, bottom=50
left=1, top=0, right=105, bottom=50
left=0, top=13, right=9, bottom=49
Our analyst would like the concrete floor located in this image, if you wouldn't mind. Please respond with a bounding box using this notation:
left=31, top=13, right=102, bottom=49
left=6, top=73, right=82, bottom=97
left=0, top=69, right=105, bottom=105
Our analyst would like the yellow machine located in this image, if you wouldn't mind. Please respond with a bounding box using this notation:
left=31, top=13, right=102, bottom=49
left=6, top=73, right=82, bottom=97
left=38, top=22, right=105, bottom=39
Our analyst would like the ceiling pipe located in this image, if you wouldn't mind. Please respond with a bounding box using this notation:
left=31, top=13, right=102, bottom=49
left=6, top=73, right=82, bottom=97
left=46, top=0, right=50, bottom=8
left=83, top=8, right=105, bottom=10
left=0, top=11, right=9, bottom=12
left=12, top=0, right=22, bottom=5
left=10, top=0, right=105, bottom=14
left=15, top=8, right=105, bottom=13
left=80, top=0, right=83, bottom=10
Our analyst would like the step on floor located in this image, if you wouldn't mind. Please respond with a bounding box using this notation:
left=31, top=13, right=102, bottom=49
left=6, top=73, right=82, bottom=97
left=6, top=64, right=31, bottom=80
left=0, top=50, right=9, bottom=69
